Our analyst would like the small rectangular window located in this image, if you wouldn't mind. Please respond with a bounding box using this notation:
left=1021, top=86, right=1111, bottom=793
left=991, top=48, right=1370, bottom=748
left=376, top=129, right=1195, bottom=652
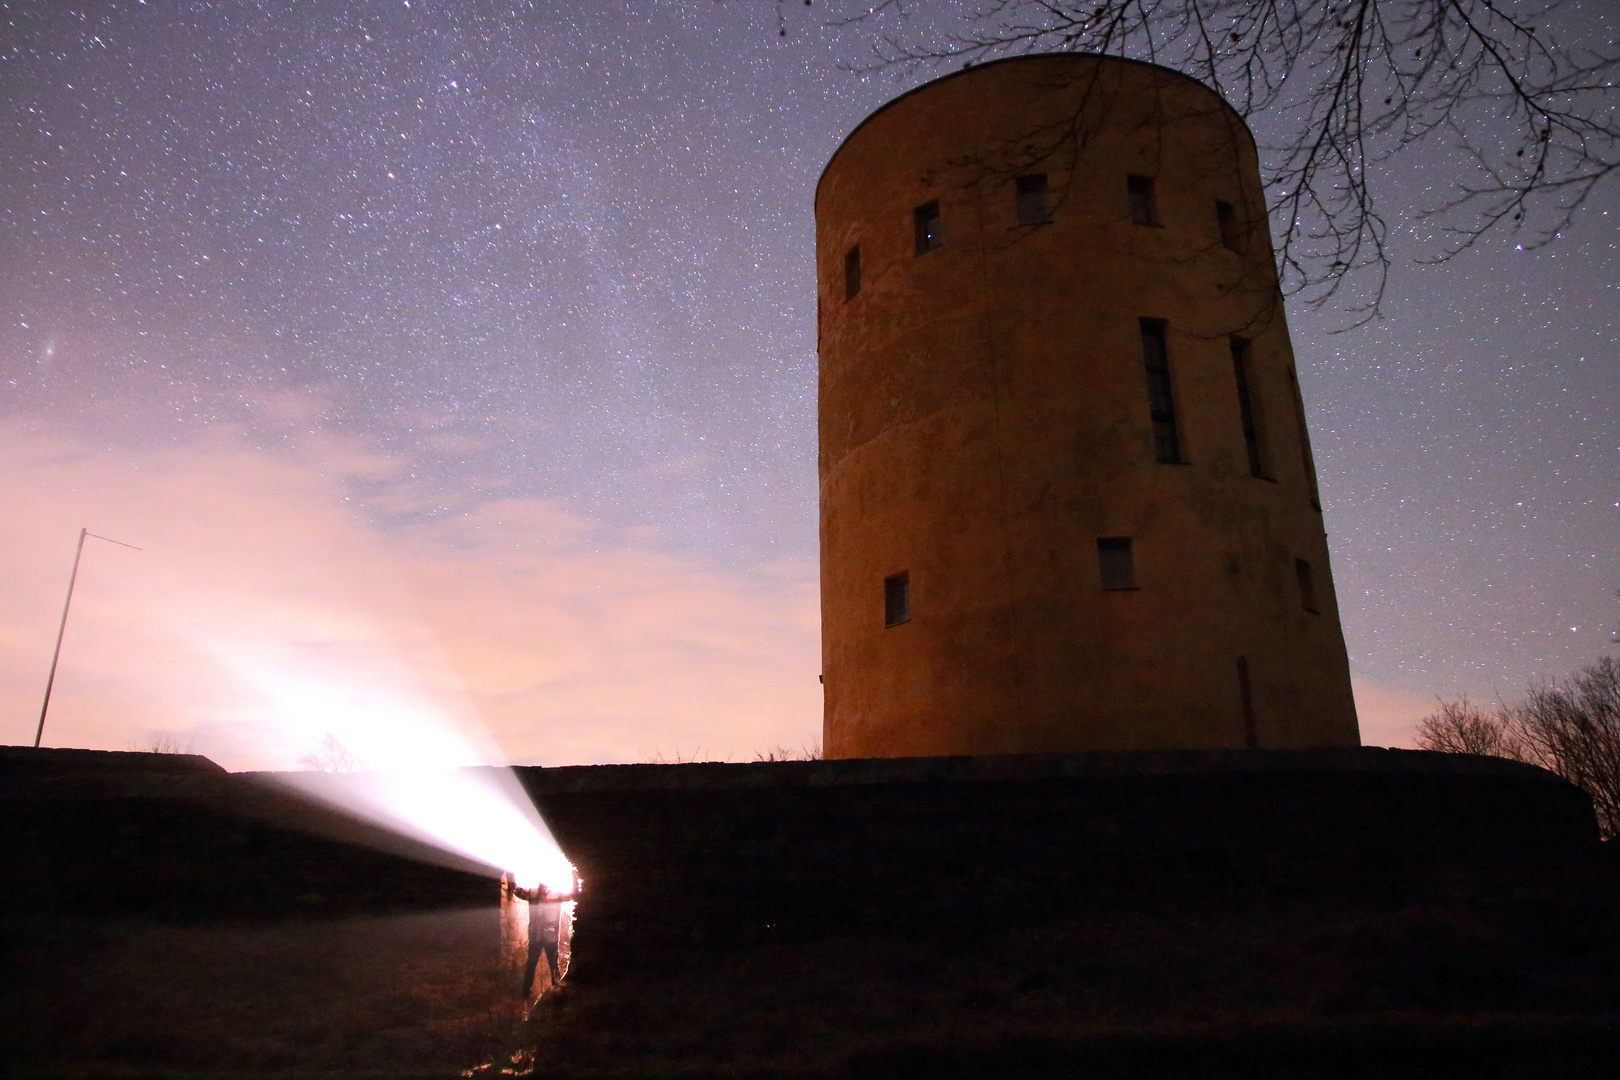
left=1139, top=319, right=1183, bottom=464
left=1015, top=174, right=1050, bottom=225
left=844, top=244, right=861, bottom=300
left=1237, top=656, right=1258, bottom=748
left=913, top=200, right=942, bottom=254
left=1127, top=175, right=1159, bottom=226
left=1295, top=558, right=1320, bottom=613
left=1286, top=367, right=1323, bottom=510
left=1097, top=537, right=1137, bottom=590
left=1216, top=199, right=1244, bottom=251
left=1230, top=338, right=1270, bottom=479
left=884, top=572, right=911, bottom=627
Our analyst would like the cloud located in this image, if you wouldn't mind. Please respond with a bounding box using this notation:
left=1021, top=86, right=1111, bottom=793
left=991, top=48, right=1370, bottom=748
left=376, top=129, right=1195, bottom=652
left=9, top=415, right=1430, bottom=766
left=0, top=420, right=821, bottom=770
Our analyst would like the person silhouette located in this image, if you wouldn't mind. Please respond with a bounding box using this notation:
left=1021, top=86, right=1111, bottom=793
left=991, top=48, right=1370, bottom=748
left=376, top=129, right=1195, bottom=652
left=508, top=873, right=576, bottom=995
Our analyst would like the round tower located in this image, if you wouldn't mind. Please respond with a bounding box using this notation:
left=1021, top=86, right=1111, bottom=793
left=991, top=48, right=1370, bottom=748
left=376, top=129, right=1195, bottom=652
left=816, top=54, right=1359, bottom=759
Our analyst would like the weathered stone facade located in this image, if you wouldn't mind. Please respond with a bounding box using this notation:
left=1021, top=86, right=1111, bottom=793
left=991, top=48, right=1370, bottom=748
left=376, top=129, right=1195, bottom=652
left=817, top=54, right=1359, bottom=757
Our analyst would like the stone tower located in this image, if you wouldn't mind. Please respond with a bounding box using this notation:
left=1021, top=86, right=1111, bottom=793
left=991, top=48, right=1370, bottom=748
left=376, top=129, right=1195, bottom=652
left=816, top=54, right=1360, bottom=759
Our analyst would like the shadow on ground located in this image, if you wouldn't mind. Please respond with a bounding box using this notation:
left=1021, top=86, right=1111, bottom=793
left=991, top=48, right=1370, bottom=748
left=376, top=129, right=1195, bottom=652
left=2, top=906, right=534, bottom=1079
left=507, top=888, right=1620, bottom=1078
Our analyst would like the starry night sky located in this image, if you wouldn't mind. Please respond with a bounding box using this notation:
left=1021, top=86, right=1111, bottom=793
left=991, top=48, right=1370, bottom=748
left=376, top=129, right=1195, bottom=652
left=2, top=1, right=1615, bottom=767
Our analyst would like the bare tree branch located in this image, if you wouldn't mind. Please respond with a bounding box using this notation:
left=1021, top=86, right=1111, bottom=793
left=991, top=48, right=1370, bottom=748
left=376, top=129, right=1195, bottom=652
left=824, top=0, right=1618, bottom=322
left=1415, top=694, right=1520, bottom=757
left=298, top=731, right=359, bottom=773
left=1507, top=657, right=1620, bottom=839
left=1418, top=658, right=1620, bottom=838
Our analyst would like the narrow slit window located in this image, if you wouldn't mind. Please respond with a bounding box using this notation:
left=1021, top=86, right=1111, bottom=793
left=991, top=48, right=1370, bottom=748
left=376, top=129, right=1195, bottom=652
left=913, top=200, right=942, bottom=254
left=1286, top=367, right=1323, bottom=509
left=1015, top=174, right=1050, bottom=225
left=1216, top=199, right=1244, bottom=251
left=1295, top=558, right=1320, bottom=613
left=1097, top=537, right=1137, bottom=590
left=1230, top=338, right=1270, bottom=479
left=884, top=572, right=911, bottom=627
left=1139, top=320, right=1183, bottom=464
left=1127, top=175, right=1159, bottom=226
left=843, top=245, right=861, bottom=300
left=1237, top=657, right=1258, bottom=748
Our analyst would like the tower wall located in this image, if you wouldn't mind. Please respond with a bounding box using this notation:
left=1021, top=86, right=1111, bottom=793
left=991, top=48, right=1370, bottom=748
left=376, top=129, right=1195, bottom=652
left=816, top=55, right=1359, bottom=758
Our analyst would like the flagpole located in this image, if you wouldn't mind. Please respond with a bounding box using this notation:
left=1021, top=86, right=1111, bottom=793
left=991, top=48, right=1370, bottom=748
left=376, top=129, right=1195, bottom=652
left=34, top=528, right=142, bottom=749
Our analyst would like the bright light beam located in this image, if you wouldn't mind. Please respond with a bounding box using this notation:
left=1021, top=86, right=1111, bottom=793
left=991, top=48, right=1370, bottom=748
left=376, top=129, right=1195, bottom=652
left=284, top=764, right=573, bottom=891
left=224, top=653, right=573, bottom=892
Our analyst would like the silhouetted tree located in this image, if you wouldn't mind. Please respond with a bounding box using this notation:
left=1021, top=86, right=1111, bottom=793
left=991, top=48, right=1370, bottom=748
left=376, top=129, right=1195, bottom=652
left=297, top=732, right=359, bottom=773
left=826, top=0, right=1617, bottom=321
left=1417, top=657, right=1620, bottom=837
left=1415, top=695, right=1519, bottom=758
left=1510, top=657, right=1620, bottom=838
left=138, top=732, right=191, bottom=755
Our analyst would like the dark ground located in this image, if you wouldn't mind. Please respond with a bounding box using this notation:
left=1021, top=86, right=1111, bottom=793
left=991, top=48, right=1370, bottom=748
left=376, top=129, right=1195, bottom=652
left=3, top=905, right=537, bottom=1079
left=8, top=748, right=1620, bottom=1078
left=511, top=881, right=1620, bottom=1079
left=9, top=881, right=1620, bottom=1079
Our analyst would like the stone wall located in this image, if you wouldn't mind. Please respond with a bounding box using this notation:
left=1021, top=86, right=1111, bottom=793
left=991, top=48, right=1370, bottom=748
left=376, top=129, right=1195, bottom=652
left=519, top=748, right=1602, bottom=982
left=0, top=747, right=491, bottom=920
left=3, top=745, right=1602, bottom=968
